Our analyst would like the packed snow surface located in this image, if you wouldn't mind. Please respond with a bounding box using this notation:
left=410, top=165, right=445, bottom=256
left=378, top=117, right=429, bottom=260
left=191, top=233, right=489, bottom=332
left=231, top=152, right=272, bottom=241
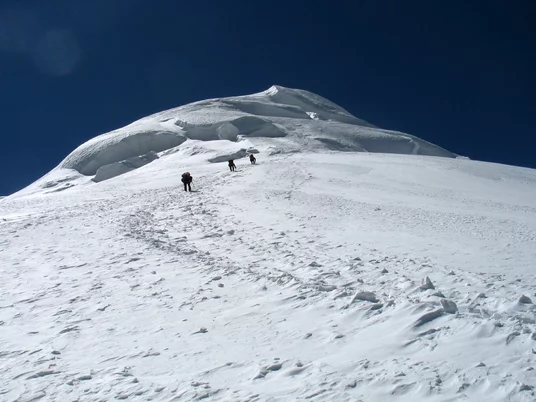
left=2, top=148, right=536, bottom=401
left=51, top=85, right=455, bottom=186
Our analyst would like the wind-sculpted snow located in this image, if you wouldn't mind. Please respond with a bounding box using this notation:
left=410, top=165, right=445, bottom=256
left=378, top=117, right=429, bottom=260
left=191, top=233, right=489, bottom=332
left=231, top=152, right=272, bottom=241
left=174, top=116, right=286, bottom=142
left=52, top=85, right=455, bottom=183
left=93, top=151, right=159, bottom=183
left=61, top=130, right=186, bottom=175
left=261, top=85, right=373, bottom=126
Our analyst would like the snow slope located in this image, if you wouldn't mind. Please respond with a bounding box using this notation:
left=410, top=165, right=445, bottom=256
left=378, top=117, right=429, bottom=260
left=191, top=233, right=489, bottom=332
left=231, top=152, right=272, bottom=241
left=22, top=85, right=456, bottom=193
left=1, top=149, right=536, bottom=401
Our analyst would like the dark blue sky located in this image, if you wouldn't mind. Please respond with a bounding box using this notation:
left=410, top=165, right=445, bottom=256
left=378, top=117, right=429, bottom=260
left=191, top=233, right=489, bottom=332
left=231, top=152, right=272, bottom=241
left=1, top=0, right=534, bottom=195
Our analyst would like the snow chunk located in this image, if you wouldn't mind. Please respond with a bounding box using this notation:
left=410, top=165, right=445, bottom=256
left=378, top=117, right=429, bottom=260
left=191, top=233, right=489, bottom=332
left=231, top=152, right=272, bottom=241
left=440, top=299, right=458, bottom=314
left=519, top=295, right=533, bottom=304
left=351, top=291, right=379, bottom=303
left=420, top=276, right=435, bottom=290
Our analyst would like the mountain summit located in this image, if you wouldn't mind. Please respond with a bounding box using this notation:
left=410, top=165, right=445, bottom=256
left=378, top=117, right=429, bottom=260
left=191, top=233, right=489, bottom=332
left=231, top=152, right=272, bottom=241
left=25, top=86, right=456, bottom=189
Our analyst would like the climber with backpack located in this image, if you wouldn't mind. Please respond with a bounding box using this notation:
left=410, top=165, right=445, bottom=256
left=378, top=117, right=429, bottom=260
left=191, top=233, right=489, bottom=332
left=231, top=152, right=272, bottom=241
left=228, top=160, right=236, bottom=172
left=249, top=154, right=256, bottom=164
left=181, top=172, right=193, bottom=192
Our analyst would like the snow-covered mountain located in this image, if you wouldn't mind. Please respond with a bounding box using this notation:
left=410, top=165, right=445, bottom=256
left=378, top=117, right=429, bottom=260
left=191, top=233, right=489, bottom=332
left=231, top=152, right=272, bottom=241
left=1, top=87, right=536, bottom=401
left=15, top=85, right=456, bottom=195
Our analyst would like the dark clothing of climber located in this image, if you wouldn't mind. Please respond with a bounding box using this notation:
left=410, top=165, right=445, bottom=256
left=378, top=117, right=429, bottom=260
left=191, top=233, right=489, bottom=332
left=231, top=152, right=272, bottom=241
left=249, top=154, right=256, bottom=164
left=228, top=160, right=236, bottom=171
left=181, top=172, right=193, bottom=192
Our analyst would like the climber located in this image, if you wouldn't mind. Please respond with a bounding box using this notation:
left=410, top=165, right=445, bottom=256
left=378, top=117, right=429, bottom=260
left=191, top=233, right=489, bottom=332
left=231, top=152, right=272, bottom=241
left=181, top=172, right=193, bottom=192
left=249, top=154, right=256, bottom=164
left=228, top=160, right=236, bottom=172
